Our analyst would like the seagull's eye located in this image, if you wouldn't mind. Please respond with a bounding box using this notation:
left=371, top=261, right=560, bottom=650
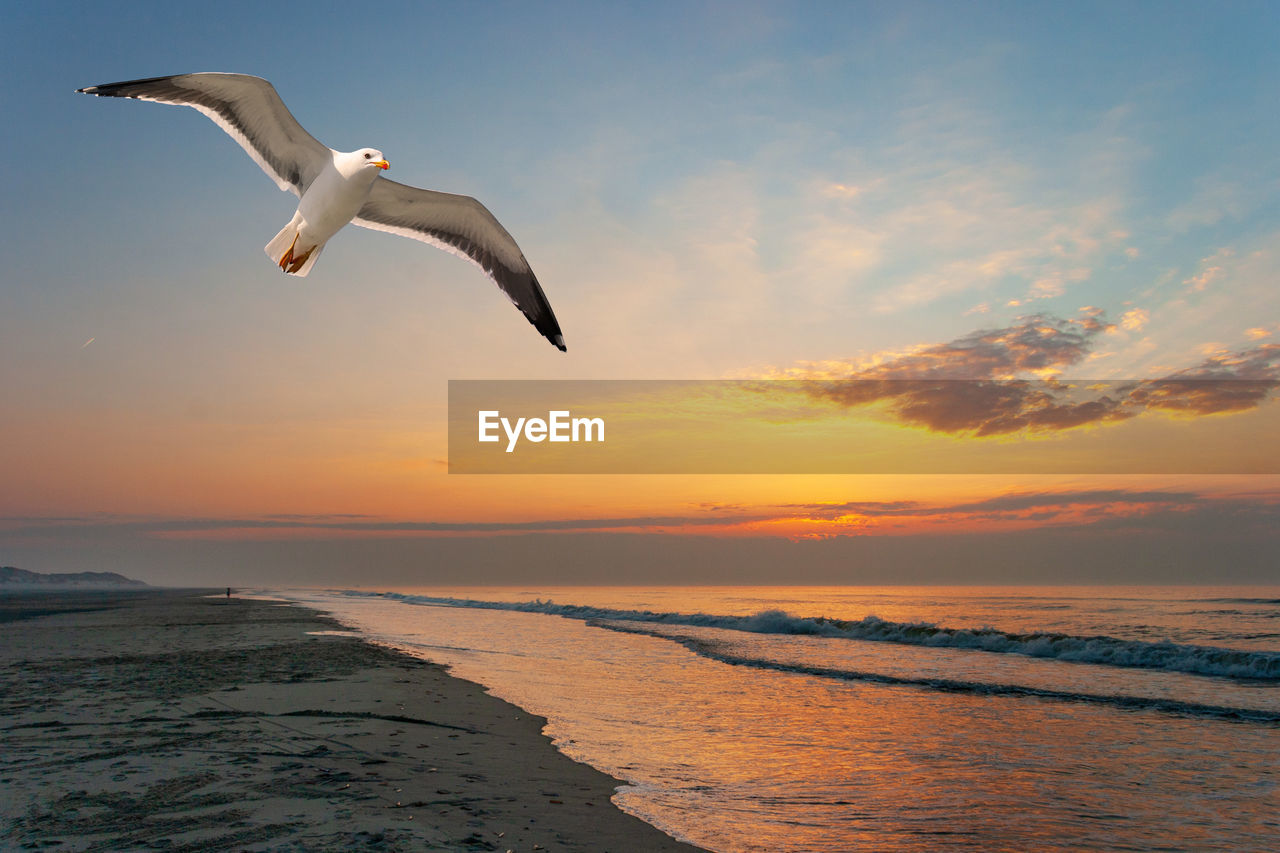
left=364, top=152, right=372, bottom=159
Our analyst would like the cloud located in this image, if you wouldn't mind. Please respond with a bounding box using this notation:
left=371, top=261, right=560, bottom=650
left=863, top=313, right=1109, bottom=379
left=783, top=96, right=1142, bottom=317
left=7, top=489, right=1278, bottom=545
left=1125, top=343, right=1280, bottom=414
left=770, top=314, right=1280, bottom=436
left=776, top=312, right=1110, bottom=381
left=1173, top=342, right=1280, bottom=380
left=802, top=378, right=1136, bottom=436
left=770, top=488, right=1280, bottom=538
left=1120, top=308, right=1149, bottom=331
left=783, top=489, right=1205, bottom=520
left=146, top=515, right=769, bottom=535
left=821, top=182, right=863, bottom=199
left=1183, top=247, right=1234, bottom=292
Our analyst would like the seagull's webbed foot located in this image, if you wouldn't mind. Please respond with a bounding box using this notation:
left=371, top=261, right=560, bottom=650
left=285, top=245, right=315, bottom=274
left=277, top=232, right=314, bottom=274
left=277, top=232, right=300, bottom=272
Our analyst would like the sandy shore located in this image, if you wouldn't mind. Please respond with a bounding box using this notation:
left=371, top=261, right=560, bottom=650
left=0, top=590, right=702, bottom=852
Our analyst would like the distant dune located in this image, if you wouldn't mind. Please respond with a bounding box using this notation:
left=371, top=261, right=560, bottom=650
left=0, top=566, right=148, bottom=588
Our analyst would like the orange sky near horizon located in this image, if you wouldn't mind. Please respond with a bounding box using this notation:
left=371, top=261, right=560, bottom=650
left=6, top=370, right=1277, bottom=539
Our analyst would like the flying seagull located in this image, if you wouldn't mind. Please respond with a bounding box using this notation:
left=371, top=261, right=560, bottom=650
left=77, top=73, right=565, bottom=351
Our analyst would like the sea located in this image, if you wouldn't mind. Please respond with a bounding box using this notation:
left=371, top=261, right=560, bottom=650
left=272, top=585, right=1280, bottom=852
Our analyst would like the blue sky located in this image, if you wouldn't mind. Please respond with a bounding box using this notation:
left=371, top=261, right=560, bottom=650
left=2, top=2, right=1278, bottom=583
left=7, top=2, right=1278, bottom=372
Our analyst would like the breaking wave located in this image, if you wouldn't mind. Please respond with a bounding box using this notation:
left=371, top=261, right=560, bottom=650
left=1196, top=598, right=1280, bottom=605
left=595, top=622, right=1280, bottom=724
left=337, top=591, right=1280, bottom=681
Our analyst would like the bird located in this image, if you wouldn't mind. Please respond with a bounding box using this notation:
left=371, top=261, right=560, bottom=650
left=77, top=73, right=565, bottom=351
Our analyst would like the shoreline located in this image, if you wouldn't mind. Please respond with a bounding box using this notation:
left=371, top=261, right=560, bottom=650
left=0, top=589, right=702, bottom=851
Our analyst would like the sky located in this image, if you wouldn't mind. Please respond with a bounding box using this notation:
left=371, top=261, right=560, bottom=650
left=2, top=1, right=1278, bottom=586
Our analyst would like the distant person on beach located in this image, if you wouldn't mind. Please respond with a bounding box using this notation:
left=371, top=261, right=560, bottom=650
left=226, top=587, right=231, bottom=599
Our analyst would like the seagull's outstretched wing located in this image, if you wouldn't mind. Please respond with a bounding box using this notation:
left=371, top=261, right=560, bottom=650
left=355, top=178, right=566, bottom=351
left=77, top=73, right=330, bottom=196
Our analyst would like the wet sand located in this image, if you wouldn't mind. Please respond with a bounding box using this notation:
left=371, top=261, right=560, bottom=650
left=0, top=590, right=702, bottom=851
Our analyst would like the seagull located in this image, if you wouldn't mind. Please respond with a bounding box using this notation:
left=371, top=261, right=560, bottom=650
left=77, top=73, right=565, bottom=351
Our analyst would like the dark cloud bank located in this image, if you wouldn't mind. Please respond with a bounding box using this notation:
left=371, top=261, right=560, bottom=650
left=4, top=523, right=1275, bottom=587
left=4, top=488, right=1277, bottom=586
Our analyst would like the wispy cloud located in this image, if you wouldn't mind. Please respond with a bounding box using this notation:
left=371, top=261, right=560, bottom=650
left=1184, top=248, right=1234, bottom=292
left=772, top=488, right=1280, bottom=537
left=764, top=312, right=1110, bottom=380
left=783, top=489, right=1205, bottom=520
left=1166, top=175, right=1266, bottom=234
left=7, top=488, right=1277, bottom=542
left=0, top=513, right=769, bottom=538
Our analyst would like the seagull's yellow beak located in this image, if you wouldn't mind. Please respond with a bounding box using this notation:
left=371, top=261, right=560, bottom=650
left=374, top=159, right=390, bottom=170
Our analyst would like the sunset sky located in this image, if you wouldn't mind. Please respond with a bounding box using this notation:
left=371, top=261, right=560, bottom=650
left=3, top=2, right=1278, bottom=586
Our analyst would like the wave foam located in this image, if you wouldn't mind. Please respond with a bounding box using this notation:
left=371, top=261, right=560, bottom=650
left=597, top=622, right=1280, bottom=724
left=337, top=591, right=1280, bottom=681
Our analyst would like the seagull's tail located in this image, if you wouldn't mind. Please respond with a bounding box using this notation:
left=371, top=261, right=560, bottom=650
left=265, top=222, right=324, bottom=277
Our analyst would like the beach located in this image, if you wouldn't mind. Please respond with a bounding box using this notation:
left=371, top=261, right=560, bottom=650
left=0, top=590, right=701, bottom=852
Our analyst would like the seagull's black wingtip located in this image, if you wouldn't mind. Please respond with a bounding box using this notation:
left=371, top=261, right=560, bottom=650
left=75, top=75, right=191, bottom=99
left=552, top=334, right=567, bottom=353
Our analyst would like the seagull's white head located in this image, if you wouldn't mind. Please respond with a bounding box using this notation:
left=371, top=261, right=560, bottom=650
left=356, top=148, right=390, bottom=171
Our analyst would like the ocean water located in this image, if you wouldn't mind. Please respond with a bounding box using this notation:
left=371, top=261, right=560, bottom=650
left=276, top=586, right=1280, bottom=851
